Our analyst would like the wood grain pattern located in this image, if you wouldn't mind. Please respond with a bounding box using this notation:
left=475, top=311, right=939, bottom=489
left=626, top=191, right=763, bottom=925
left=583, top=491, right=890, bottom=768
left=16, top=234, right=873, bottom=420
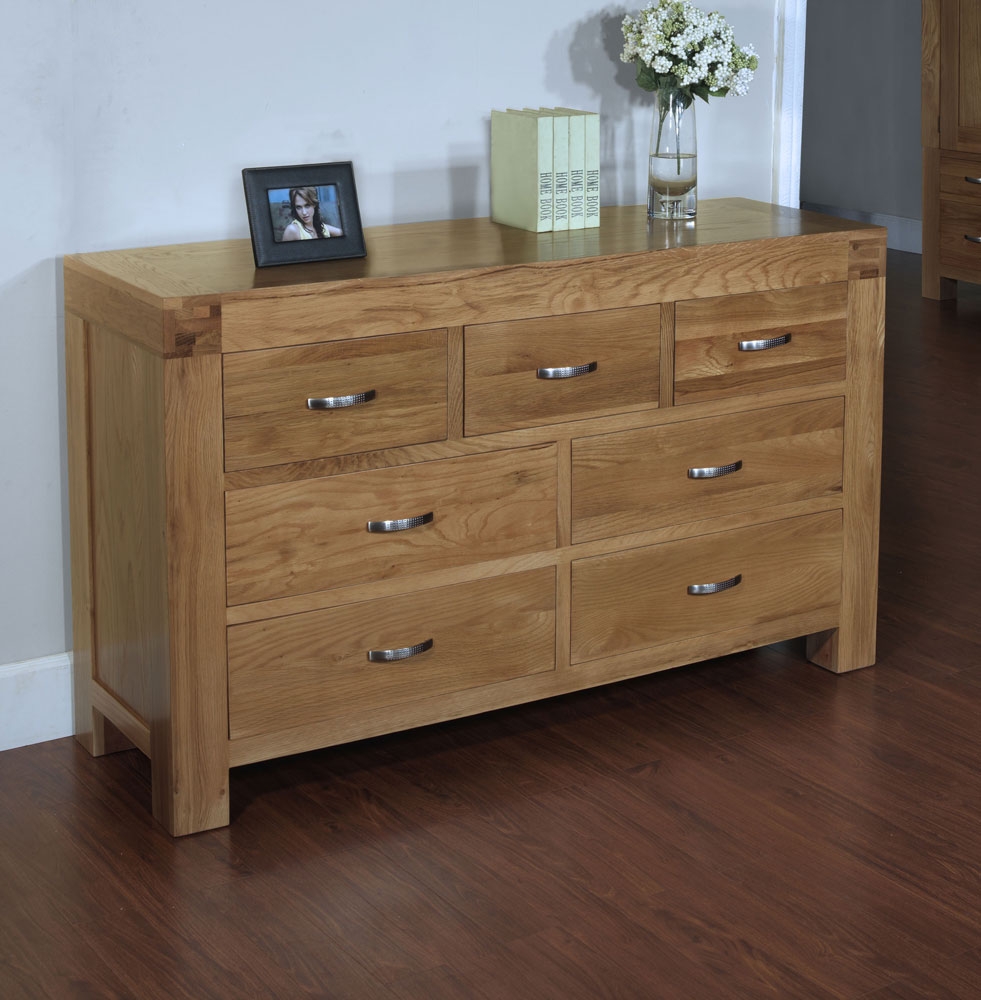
left=225, top=444, right=558, bottom=605
left=13, top=249, right=971, bottom=998
left=922, top=0, right=942, bottom=148
left=939, top=152, right=981, bottom=198
left=63, top=200, right=875, bottom=303
left=227, top=606, right=840, bottom=767
left=572, top=397, right=844, bottom=543
left=922, top=149, right=957, bottom=298
left=155, top=354, right=229, bottom=835
left=223, top=329, right=447, bottom=471
left=64, top=203, right=886, bottom=834
left=957, top=0, right=981, bottom=147
left=807, top=277, right=884, bottom=674
left=572, top=511, right=842, bottom=663
left=227, top=568, right=555, bottom=740
left=923, top=1, right=981, bottom=295
left=88, top=324, right=166, bottom=726
left=464, top=304, right=660, bottom=434
left=674, top=283, right=848, bottom=404
left=939, top=200, right=981, bottom=269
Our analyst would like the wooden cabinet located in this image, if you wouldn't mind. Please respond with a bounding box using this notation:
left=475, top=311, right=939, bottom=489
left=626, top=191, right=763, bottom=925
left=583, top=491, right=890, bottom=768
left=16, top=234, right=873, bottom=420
left=922, top=0, right=981, bottom=296
left=64, top=200, right=886, bottom=835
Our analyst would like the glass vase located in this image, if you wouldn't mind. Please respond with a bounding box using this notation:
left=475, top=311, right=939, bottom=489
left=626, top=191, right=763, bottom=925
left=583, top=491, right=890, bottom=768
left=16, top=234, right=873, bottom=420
left=648, top=87, right=697, bottom=219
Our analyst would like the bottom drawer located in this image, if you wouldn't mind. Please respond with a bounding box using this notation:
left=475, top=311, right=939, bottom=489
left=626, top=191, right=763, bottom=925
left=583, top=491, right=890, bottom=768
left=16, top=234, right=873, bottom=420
left=228, top=568, right=556, bottom=740
left=940, top=200, right=981, bottom=275
left=571, top=511, right=841, bottom=663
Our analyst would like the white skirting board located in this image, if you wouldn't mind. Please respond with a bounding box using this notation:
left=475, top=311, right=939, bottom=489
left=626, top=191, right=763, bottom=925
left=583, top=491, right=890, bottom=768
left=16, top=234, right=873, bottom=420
left=0, top=653, right=73, bottom=752
left=800, top=202, right=922, bottom=254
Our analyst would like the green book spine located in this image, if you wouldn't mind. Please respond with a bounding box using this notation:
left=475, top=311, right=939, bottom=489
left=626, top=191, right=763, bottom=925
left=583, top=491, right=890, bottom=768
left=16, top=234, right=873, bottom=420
left=491, top=110, right=554, bottom=232
left=582, top=111, right=600, bottom=228
left=554, top=108, right=586, bottom=230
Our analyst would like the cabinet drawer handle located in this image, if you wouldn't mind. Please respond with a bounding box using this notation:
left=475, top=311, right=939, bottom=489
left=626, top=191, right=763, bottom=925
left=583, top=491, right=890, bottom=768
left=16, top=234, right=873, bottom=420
left=368, top=638, right=434, bottom=663
left=966, top=176, right=981, bottom=185
left=307, top=389, right=376, bottom=410
left=966, top=235, right=981, bottom=244
left=738, top=334, right=792, bottom=352
left=366, top=511, right=434, bottom=533
left=536, top=362, right=598, bottom=379
left=688, top=460, right=743, bottom=480
left=688, top=573, right=742, bottom=596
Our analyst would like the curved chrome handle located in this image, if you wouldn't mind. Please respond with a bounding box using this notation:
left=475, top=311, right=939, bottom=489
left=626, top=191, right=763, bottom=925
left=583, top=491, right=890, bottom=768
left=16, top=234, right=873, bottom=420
left=536, top=361, right=598, bottom=379
left=368, top=638, right=434, bottom=663
left=965, top=235, right=981, bottom=244
left=688, top=573, right=742, bottom=596
left=965, top=176, right=981, bottom=185
left=738, top=334, right=792, bottom=352
left=366, top=511, right=434, bottom=534
left=688, top=460, right=743, bottom=480
left=307, top=389, right=376, bottom=410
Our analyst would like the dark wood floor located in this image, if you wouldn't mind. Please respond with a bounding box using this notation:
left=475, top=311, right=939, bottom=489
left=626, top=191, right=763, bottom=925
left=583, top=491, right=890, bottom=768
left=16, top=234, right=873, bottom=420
left=3, top=251, right=980, bottom=1000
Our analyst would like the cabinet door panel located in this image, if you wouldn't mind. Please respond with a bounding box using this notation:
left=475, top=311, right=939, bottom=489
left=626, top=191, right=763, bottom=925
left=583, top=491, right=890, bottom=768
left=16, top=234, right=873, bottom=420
left=571, top=511, right=842, bottom=663
left=223, top=330, right=447, bottom=471
left=572, top=398, right=844, bottom=543
left=228, top=568, right=556, bottom=739
left=465, top=305, right=660, bottom=435
left=675, top=284, right=847, bottom=404
left=226, top=444, right=557, bottom=605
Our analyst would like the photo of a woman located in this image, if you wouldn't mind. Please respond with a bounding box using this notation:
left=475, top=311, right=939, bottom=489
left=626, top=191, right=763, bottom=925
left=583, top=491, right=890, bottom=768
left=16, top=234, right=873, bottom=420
left=280, top=187, right=344, bottom=241
left=244, top=162, right=365, bottom=266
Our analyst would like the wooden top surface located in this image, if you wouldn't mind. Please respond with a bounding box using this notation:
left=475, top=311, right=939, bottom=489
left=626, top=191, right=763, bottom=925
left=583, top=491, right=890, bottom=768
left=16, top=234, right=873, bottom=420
left=64, top=199, right=884, bottom=306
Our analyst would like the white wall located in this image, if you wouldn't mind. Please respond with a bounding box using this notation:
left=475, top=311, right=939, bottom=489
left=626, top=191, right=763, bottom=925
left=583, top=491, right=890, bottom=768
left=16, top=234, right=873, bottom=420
left=1, top=0, right=781, bottom=749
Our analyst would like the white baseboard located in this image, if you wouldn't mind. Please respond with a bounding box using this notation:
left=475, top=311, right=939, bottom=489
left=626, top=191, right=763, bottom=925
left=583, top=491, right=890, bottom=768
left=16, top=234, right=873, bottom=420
left=0, top=653, right=73, bottom=752
left=800, top=202, right=922, bottom=254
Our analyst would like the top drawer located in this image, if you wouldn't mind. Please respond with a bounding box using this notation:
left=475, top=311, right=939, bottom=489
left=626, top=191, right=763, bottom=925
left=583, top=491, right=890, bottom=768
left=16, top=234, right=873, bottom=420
left=223, top=330, right=447, bottom=471
left=464, top=305, right=660, bottom=435
left=674, top=284, right=847, bottom=405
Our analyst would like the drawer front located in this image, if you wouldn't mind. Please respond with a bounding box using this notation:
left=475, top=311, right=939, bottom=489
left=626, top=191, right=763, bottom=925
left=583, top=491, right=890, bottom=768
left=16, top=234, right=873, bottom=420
left=940, top=200, right=981, bottom=274
left=939, top=155, right=981, bottom=202
left=223, top=330, right=447, bottom=471
left=464, top=305, right=660, bottom=435
left=572, top=398, right=844, bottom=543
left=228, top=568, right=556, bottom=740
left=571, top=511, right=842, bottom=663
left=225, top=444, right=557, bottom=605
left=674, top=284, right=847, bottom=405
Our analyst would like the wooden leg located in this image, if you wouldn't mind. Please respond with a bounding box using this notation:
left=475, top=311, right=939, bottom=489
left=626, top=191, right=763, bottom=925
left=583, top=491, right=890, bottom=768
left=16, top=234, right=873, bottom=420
left=807, top=275, right=885, bottom=673
left=151, top=354, right=229, bottom=836
left=922, top=274, right=957, bottom=300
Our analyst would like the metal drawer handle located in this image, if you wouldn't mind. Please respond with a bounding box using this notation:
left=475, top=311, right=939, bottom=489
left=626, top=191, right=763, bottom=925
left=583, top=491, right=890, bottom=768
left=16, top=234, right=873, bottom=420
left=688, top=573, right=742, bottom=596
left=965, top=235, right=981, bottom=244
left=536, top=361, right=598, bottom=379
left=368, top=638, right=434, bottom=663
left=366, top=511, right=434, bottom=534
left=966, top=176, right=981, bottom=185
left=688, top=460, right=743, bottom=480
left=738, top=334, right=792, bottom=352
left=307, top=389, right=376, bottom=410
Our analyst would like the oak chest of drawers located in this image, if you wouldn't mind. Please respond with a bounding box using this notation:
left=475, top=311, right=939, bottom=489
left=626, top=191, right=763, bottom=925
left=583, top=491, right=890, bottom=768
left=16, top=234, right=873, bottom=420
left=64, top=200, right=886, bottom=835
left=922, top=0, right=981, bottom=297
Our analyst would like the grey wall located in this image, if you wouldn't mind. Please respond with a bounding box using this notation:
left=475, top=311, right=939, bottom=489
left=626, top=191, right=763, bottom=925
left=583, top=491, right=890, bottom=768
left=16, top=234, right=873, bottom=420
left=800, top=0, right=921, bottom=228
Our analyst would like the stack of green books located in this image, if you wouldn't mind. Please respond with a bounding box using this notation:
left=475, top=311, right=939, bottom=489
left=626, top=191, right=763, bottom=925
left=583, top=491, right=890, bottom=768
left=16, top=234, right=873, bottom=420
left=490, top=107, right=600, bottom=233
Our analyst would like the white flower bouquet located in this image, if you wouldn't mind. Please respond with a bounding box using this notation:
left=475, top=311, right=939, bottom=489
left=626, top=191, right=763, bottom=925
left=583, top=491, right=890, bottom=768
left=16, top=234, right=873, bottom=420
left=621, top=0, right=759, bottom=103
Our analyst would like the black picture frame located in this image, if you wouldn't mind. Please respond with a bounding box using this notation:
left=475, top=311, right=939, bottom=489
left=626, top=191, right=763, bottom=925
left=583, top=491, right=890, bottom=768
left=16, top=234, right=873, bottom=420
left=242, top=161, right=367, bottom=267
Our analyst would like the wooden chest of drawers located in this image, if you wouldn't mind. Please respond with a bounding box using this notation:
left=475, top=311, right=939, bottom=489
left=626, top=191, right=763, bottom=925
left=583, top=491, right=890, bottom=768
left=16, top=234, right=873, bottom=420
left=64, top=200, right=886, bottom=835
left=922, top=0, right=981, bottom=297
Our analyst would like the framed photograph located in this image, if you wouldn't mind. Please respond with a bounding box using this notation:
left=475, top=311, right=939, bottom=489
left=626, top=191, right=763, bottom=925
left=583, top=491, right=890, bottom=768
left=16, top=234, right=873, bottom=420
left=242, top=161, right=367, bottom=267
